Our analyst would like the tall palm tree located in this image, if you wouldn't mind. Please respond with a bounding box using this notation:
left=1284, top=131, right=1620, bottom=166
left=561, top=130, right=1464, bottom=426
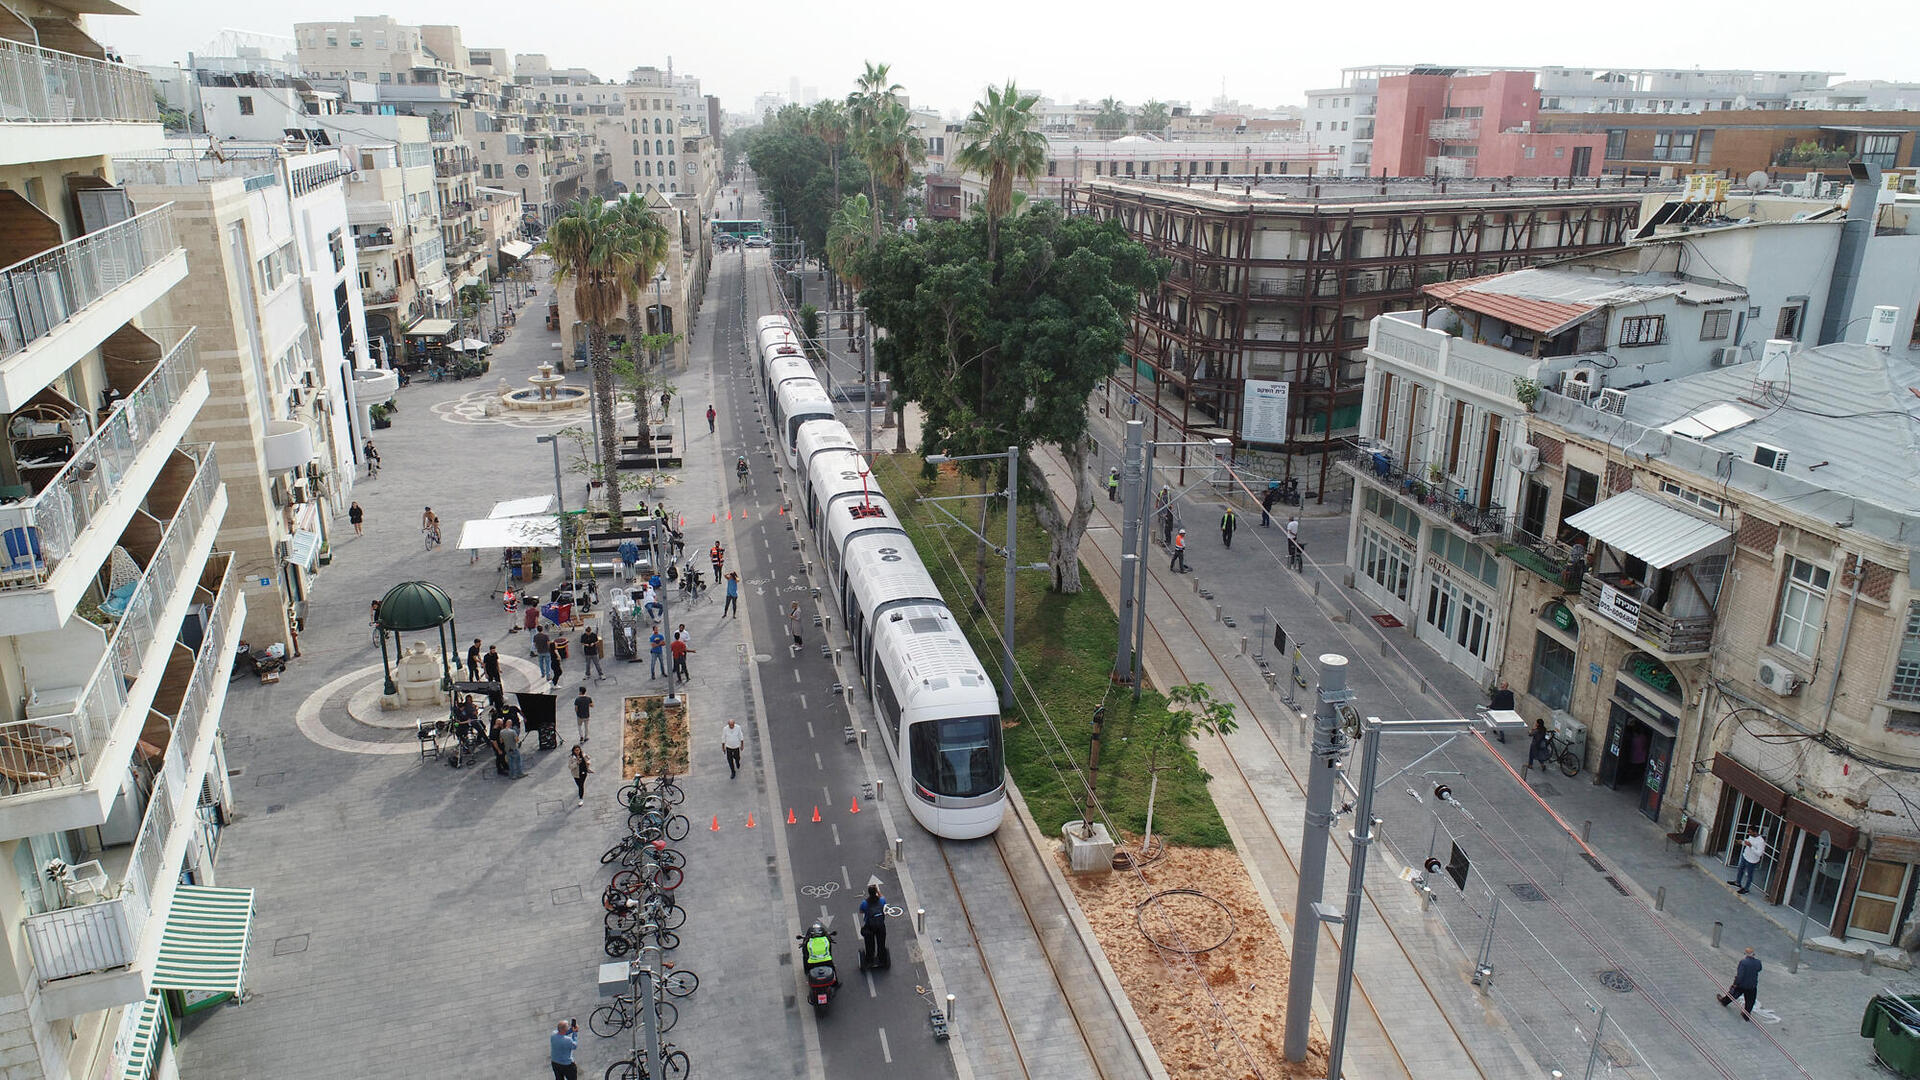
left=1094, top=96, right=1128, bottom=135
left=808, top=99, right=852, bottom=309
left=614, top=193, right=673, bottom=447
left=857, top=99, right=925, bottom=241
left=954, top=81, right=1046, bottom=268
left=539, top=196, right=642, bottom=517
left=1136, top=99, right=1171, bottom=134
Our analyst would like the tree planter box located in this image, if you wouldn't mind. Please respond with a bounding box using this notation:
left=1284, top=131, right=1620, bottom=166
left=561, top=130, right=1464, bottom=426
left=622, top=693, right=690, bottom=779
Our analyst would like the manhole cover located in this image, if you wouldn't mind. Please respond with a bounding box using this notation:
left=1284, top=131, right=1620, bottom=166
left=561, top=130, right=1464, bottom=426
left=1531, top=781, right=1559, bottom=797
left=1507, top=883, right=1547, bottom=902
left=550, top=885, right=582, bottom=906
left=264, top=804, right=285, bottom=814
left=1597, top=969, right=1635, bottom=993
left=272, top=934, right=309, bottom=956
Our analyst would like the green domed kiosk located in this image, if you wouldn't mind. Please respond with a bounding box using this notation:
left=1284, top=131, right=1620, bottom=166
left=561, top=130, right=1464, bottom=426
left=374, top=580, right=459, bottom=698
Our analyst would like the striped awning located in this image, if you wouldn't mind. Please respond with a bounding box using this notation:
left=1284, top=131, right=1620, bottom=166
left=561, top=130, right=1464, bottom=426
left=117, top=992, right=164, bottom=1080
left=150, top=886, right=255, bottom=993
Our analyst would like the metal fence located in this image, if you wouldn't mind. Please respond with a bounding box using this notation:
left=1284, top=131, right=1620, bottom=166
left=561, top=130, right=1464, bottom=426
left=0, top=203, right=180, bottom=361
left=0, top=40, right=156, bottom=125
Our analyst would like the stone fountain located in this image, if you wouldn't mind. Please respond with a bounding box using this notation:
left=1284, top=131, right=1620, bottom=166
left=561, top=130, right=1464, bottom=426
left=499, top=361, right=588, bottom=413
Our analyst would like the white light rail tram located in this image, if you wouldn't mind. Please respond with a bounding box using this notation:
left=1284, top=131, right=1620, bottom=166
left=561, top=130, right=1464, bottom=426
left=757, top=314, right=1005, bottom=838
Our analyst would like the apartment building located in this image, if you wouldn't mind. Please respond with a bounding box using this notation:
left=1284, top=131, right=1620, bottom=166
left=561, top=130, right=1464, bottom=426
left=1075, top=177, right=1652, bottom=496
left=119, top=144, right=367, bottom=650
left=597, top=66, right=716, bottom=205
left=1792, top=81, right=1920, bottom=112
left=0, top=5, right=249, bottom=1079
left=1372, top=70, right=1606, bottom=180
left=1535, top=108, right=1920, bottom=179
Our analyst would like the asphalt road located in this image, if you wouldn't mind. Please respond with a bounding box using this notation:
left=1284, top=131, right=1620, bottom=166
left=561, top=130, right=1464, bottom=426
left=711, top=195, right=960, bottom=1079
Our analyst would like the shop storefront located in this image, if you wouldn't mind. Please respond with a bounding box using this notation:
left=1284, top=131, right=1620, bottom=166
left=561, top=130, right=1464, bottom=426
left=1597, top=668, right=1681, bottom=821
left=1710, top=754, right=1865, bottom=938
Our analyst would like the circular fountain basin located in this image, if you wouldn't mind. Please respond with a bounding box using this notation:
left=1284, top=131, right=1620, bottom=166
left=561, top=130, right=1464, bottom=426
left=501, top=384, right=589, bottom=412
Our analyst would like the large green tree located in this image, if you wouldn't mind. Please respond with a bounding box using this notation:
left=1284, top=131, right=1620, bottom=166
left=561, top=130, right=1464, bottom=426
left=745, top=105, right=869, bottom=262
left=858, top=204, right=1164, bottom=592
left=1135, top=100, right=1171, bottom=134
left=615, top=194, right=674, bottom=450
left=1094, top=96, right=1129, bottom=135
left=539, top=197, right=644, bottom=517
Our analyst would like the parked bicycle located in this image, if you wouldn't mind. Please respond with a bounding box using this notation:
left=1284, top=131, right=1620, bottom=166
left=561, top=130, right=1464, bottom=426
left=589, top=991, right=677, bottom=1037
left=603, top=1044, right=689, bottom=1080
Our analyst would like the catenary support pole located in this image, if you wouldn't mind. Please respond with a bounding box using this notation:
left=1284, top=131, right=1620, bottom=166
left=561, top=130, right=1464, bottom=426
left=1131, top=441, right=1155, bottom=700
left=1113, top=421, right=1144, bottom=682
left=1001, top=446, right=1019, bottom=708
left=1284, top=654, right=1349, bottom=1062
left=1327, top=715, right=1384, bottom=1080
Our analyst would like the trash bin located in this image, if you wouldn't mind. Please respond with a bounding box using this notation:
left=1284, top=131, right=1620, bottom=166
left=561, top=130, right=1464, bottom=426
left=1863, top=994, right=1920, bottom=1078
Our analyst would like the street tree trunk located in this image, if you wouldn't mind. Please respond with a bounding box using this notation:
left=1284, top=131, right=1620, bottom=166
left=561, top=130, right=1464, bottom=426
left=589, top=321, right=622, bottom=518
left=1032, top=436, right=1093, bottom=593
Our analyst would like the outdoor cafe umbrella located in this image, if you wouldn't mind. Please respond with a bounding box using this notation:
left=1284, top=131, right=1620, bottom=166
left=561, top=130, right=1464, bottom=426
left=448, top=338, right=491, bottom=353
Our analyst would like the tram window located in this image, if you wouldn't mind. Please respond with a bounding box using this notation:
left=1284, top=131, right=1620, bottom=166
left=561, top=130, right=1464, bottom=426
left=911, top=715, right=1003, bottom=799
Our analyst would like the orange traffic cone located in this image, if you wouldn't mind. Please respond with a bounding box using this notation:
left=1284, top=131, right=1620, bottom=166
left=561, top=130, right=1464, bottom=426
left=810, top=805, right=822, bottom=823
left=727, top=510, right=733, bottom=520
left=849, top=795, right=861, bottom=814
left=711, top=513, right=716, bottom=523
left=710, top=815, right=720, bottom=832
left=678, top=515, right=685, bottom=528
left=787, top=808, right=798, bottom=824
left=745, top=813, right=757, bottom=828
left=779, top=504, right=786, bottom=515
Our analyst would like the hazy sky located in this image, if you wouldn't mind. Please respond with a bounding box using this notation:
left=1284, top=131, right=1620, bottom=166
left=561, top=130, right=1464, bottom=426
left=102, top=0, right=1919, bottom=120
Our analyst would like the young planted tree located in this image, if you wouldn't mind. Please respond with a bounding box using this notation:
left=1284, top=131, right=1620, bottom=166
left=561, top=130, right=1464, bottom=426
left=1145, top=684, right=1238, bottom=849
left=539, top=197, right=643, bottom=517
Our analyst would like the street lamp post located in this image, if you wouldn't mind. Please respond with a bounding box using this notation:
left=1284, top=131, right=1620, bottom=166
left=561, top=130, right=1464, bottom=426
left=1122, top=436, right=1232, bottom=697
left=535, top=434, right=565, bottom=515
left=924, top=447, right=1021, bottom=708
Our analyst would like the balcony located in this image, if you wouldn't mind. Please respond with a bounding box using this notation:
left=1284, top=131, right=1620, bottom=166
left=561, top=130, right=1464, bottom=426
left=0, top=204, right=188, bottom=411
left=363, top=287, right=401, bottom=307
left=353, top=228, right=396, bottom=250
left=23, top=554, right=243, bottom=1018
left=0, top=444, right=226, bottom=841
left=1579, top=572, right=1714, bottom=658
left=1423, top=156, right=1475, bottom=178
left=1367, top=313, right=1550, bottom=403
left=1428, top=117, right=1481, bottom=140
left=260, top=419, right=316, bottom=472
left=0, top=327, right=208, bottom=630
left=1340, top=446, right=1507, bottom=538
left=0, top=40, right=161, bottom=166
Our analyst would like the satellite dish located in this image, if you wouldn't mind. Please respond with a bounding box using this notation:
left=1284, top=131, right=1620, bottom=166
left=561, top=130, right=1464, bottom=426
left=1746, top=171, right=1770, bottom=190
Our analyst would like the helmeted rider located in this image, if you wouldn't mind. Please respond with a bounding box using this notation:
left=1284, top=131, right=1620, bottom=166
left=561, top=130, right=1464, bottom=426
left=803, top=921, right=833, bottom=965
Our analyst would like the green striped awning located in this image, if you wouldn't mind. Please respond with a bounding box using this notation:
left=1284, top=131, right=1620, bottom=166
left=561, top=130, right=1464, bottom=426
left=118, top=992, right=164, bottom=1080
left=150, top=886, right=254, bottom=993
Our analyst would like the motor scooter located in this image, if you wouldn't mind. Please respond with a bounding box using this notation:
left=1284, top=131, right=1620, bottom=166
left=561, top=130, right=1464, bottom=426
left=797, top=922, right=839, bottom=1012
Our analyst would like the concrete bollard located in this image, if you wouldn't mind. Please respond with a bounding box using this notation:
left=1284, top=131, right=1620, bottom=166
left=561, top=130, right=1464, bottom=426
left=1215, top=602, right=1223, bottom=622
left=946, top=994, right=956, bottom=1026
left=1865, top=948, right=1877, bottom=974
left=859, top=728, right=868, bottom=748
left=1313, top=579, right=1322, bottom=597
left=1655, top=886, right=1666, bottom=912
left=1711, top=920, right=1724, bottom=948
left=1191, top=576, right=1200, bottom=594
left=893, top=836, right=904, bottom=860
left=915, top=908, right=926, bottom=932
left=1581, top=819, right=1593, bottom=843
left=875, top=778, right=885, bottom=801
left=1240, top=635, right=1248, bottom=655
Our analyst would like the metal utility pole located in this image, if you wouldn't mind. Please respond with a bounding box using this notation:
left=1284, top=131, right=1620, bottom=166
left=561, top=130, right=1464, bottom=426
left=536, top=434, right=565, bottom=514
left=631, top=954, right=662, bottom=1080
left=651, top=521, right=679, bottom=707
left=860, top=322, right=872, bottom=455
left=1130, top=440, right=1154, bottom=700
left=1001, top=445, right=1019, bottom=709
left=1284, top=654, right=1349, bottom=1063
left=1113, top=421, right=1144, bottom=682
left=1326, top=711, right=1384, bottom=1080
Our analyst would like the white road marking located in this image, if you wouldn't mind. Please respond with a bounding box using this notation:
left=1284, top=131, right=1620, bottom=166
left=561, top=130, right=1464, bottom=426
left=798, top=693, right=807, bottom=710
left=865, top=971, right=877, bottom=998
left=840, top=865, right=851, bottom=890
left=793, top=669, right=801, bottom=683
left=878, top=1028, right=891, bottom=1063
left=806, top=721, right=815, bottom=738
left=831, top=824, right=841, bottom=846
left=823, top=786, right=832, bottom=804
left=814, top=752, right=822, bottom=770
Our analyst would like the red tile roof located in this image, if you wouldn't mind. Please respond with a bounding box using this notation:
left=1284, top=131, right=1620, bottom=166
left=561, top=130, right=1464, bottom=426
left=1423, top=277, right=1597, bottom=337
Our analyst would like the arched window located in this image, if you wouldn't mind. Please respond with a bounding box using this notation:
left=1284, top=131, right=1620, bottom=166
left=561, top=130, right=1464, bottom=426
left=630, top=120, right=637, bottom=135
left=668, top=160, right=676, bottom=176
left=633, top=161, right=641, bottom=176
left=655, top=139, right=664, bottom=155
left=653, top=118, right=662, bottom=134
left=669, top=183, right=677, bottom=192
left=644, top=161, right=652, bottom=177
left=665, top=119, right=674, bottom=133
left=632, top=139, right=639, bottom=155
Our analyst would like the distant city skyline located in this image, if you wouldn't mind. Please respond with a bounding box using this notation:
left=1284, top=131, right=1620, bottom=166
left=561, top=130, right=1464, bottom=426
left=101, top=0, right=1920, bottom=121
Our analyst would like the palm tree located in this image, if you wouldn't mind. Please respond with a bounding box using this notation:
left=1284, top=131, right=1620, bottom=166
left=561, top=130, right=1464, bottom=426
left=808, top=100, right=851, bottom=308
left=1094, top=96, right=1128, bottom=135
left=614, top=193, right=673, bottom=449
left=954, top=81, right=1045, bottom=269
left=848, top=62, right=922, bottom=242
left=539, top=196, right=643, bottom=517
left=1136, top=99, right=1171, bottom=134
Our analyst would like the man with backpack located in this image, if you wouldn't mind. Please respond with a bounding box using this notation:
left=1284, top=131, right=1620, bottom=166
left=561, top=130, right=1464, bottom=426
left=859, top=884, right=890, bottom=969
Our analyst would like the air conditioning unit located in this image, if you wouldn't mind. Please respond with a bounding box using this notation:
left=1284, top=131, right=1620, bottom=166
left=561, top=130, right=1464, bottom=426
left=1561, top=366, right=1598, bottom=394
left=1509, top=443, right=1541, bottom=473
left=1564, top=383, right=1593, bottom=406
left=1778, top=181, right=1801, bottom=196
left=269, top=476, right=290, bottom=509
left=1752, top=443, right=1789, bottom=472
left=1757, top=658, right=1802, bottom=697
left=1710, top=346, right=1741, bottom=367
left=1596, top=388, right=1629, bottom=416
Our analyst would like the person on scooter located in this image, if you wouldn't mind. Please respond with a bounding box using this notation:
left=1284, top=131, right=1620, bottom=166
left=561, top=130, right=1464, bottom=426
left=803, top=924, right=834, bottom=966
left=859, top=884, right=889, bottom=969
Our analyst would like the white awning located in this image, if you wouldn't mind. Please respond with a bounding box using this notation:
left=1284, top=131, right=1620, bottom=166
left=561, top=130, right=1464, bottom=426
left=286, top=529, right=322, bottom=572
left=457, top=514, right=559, bottom=549
left=405, top=318, right=456, bottom=337
left=501, top=240, right=534, bottom=260
left=490, top=495, right=555, bottom=518
left=1564, top=490, right=1731, bottom=569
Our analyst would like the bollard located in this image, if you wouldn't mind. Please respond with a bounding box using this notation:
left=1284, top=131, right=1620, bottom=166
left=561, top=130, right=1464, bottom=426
left=859, top=728, right=868, bottom=748
left=1240, top=635, right=1248, bottom=655
left=1865, top=948, right=1877, bottom=974
left=1655, top=886, right=1666, bottom=912
left=1379, top=636, right=1391, bottom=656
left=1215, top=602, right=1223, bottom=622
left=893, top=836, right=904, bottom=860
left=1191, top=576, right=1200, bottom=594
left=875, top=778, right=885, bottom=801
left=1581, top=819, right=1593, bottom=843
left=1711, top=921, right=1724, bottom=948
left=1313, top=578, right=1321, bottom=597
left=915, top=908, right=925, bottom=932
left=946, top=994, right=956, bottom=1027
left=1790, top=947, right=1802, bottom=974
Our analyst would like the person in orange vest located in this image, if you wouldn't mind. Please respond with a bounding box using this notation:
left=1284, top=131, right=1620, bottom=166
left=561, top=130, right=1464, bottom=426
left=1169, top=528, right=1187, bottom=572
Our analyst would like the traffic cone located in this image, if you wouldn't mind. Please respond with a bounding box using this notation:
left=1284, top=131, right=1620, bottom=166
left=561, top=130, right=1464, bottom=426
left=849, top=795, right=861, bottom=814
left=710, top=815, right=720, bottom=832
left=711, top=513, right=716, bottom=523
left=727, top=510, right=734, bottom=520
left=787, top=808, right=797, bottom=824
left=678, top=515, right=685, bottom=529
left=810, top=805, right=822, bottom=823
left=745, top=813, right=757, bottom=828
left=779, top=504, right=786, bottom=515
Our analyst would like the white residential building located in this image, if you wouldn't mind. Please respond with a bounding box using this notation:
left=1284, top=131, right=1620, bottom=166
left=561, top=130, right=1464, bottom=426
left=0, top=3, right=249, bottom=1078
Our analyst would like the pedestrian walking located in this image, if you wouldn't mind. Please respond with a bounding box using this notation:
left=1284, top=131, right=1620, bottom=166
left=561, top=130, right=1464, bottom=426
left=1717, top=947, right=1763, bottom=1019
left=522, top=601, right=539, bottom=635
left=1488, top=681, right=1515, bottom=743
left=674, top=622, right=689, bottom=644
left=1260, top=484, right=1278, bottom=528
left=1106, top=467, right=1119, bottom=502
left=368, top=599, right=381, bottom=647
left=721, top=718, right=744, bottom=778
left=1161, top=503, right=1175, bottom=549
left=580, top=626, right=604, bottom=681
left=710, top=540, right=725, bottom=580
left=483, top=645, right=501, bottom=683
left=1169, top=529, right=1187, bottom=572
left=489, top=715, right=510, bottom=776
left=723, top=571, right=739, bottom=618
left=671, top=636, right=694, bottom=679
left=1220, top=508, right=1237, bottom=549
left=549, top=1019, right=580, bottom=1080
left=362, top=439, right=380, bottom=477
left=533, top=628, right=553, bottom=681
left=787, top=601, right=804, bottom=647
left=706, top=404, right=717, bottom=433
left=574, top=686, right=593, bottom=742
left=466, top=638, right=482, bottom=682
left=1732, top=827, right=1767, bottom=894
left=547, top=643, right=564, bottom=688
left=568, top=746, right=592, bottom=807
left=1524, top=719, right=1552, bottom=774
left=349, top=501, right=365, bottom=535
left=501, top=715, right=526, bottom=778
left=658, top=390, right=671, bottom=416
left=859, top=883, right=889, bottom=969
left=649, top=626, right=667, bottom=678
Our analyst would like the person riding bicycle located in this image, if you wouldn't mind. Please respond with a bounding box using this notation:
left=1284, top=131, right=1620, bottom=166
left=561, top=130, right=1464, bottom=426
left=736, top=456, right=749, bottom=480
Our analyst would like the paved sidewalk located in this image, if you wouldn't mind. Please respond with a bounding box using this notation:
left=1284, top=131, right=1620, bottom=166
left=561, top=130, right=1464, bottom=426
left=1056, top=412, right=1888, bottom=1079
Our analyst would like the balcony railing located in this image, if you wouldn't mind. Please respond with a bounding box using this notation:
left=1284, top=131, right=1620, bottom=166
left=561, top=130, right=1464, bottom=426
left=1500, top=527, right=1579, bottom=587
left=0, top=328, right=201, bottom=589
left=1428, top=117, right=1480, bottom=140
left=0, top=445, right=219, bottom=802
left=1340, top=446, right=1507, bottom=537
left=364, top=287, right=400, bottom=306
left=1424, top=156, right=1475, bottom=178
left=0, top=40, right=158, bottom=125
left=0, top=204, right=179, bottom=362
left=24, top=555, right=236, bottom=983
left=1580, top=571, right=1714, bottom=656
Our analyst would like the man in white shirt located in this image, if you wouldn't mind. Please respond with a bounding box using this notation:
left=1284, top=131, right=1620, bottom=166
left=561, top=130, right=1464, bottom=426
left=1733, top=827, right=1767, bottom=894
left=721, top=718, right=745, bottom=779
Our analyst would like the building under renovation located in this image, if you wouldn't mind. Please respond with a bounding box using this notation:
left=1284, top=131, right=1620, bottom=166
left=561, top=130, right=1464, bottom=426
left=1073, top=176, right=1667, bottom=496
